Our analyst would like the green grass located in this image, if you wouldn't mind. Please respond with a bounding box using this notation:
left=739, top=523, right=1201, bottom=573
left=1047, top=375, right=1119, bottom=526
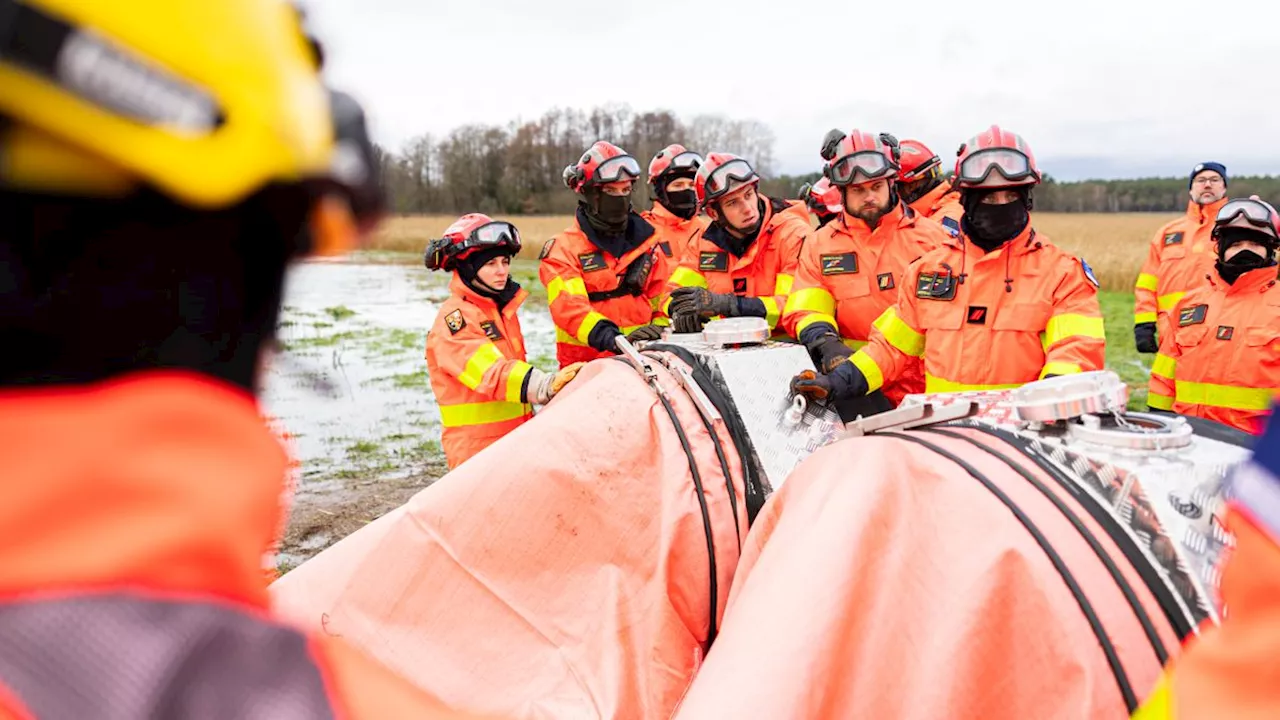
left=1099, top=290, right=1151, bottom=410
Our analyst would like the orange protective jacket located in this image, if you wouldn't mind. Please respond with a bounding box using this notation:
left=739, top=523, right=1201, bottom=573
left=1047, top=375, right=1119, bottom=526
left=664, top=196, right=810, bottom=333
left=0, top=373, right=489, bottom=720
left=425, top=275, right=536, bottom=469
left=1135, top=198, right=1227, bottom=333
left=909, top=182, right=964, bottom=231
left=849, top=226, right=1107, bottom=394
left=641, top=202, right=709, bottom=270
left=1147, top=266, right=1280, bottom=434
left=538, top=209, right=670, bottom=367
left=781, top=203, right=951, bottom=404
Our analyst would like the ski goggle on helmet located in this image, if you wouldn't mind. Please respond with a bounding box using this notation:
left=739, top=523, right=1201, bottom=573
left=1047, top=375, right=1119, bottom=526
left=424, top=215, right=522, bottom=271
left=953, top=126, right=1041, bottom=189
left=696, top=154, right=760, bottom=206
left=1214, top=198, right=1280, bottom=242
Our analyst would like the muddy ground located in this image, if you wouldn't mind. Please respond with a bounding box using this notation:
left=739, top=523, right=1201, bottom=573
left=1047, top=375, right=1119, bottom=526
left=261, top=253, right=552, bottom=573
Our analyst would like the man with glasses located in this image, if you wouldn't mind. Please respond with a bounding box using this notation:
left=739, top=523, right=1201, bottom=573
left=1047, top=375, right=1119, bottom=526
left=663, top=153, right=812, bottom=337
left=540, top=141, right=672, bottom=367
left=781, top=130, right=951, bottom=418
left=1134, top=162, right=1230, bottom=354
left=790, top=125, right=1106, bottom=404
left=1148, top=197, right=1280, bottom=434
left=642, top=144, right=710, bottom=268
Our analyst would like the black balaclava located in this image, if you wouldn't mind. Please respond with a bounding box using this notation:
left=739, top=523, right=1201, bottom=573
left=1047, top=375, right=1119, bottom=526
left=456, top=246, right=519, bottom=308
left=1215, top=227, right=1278, bottom=285
left=581, top=186, right=631, bottom=236
left=654, top=169, right=698, bottom=220
left=899, top=166, right=944, bottom=206
left=961, top=187, right=1032, bottom=252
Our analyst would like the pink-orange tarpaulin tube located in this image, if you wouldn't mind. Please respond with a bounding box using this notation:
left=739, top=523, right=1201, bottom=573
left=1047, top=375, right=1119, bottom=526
left=271, top=358, right=746, bottom=719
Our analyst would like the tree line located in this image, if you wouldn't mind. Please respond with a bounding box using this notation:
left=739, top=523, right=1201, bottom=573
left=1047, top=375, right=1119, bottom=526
left=374, top=104, right=1280, bottom=215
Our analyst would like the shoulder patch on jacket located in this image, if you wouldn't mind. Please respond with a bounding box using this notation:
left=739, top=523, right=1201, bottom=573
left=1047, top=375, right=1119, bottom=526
left=916, top=270, right=957, bottom=301
left=538, top=238, right=556, bottom=260
left=820, top=252, right=858, bottom=275
left=480, top=320, right=503, bottom=341
left=1179, top=304, right=1208, bottom=327
left=699, top=251, right=729, bottom=273
left=1163, top=231, right=1184, bottom=246
left=578, top=251, right=608, bottom=272
left=445, top=309, right=466, bottom=335
left=1080, top=258, right=1099, bottom=288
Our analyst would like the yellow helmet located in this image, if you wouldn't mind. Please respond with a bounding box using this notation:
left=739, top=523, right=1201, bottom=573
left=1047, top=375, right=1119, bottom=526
left=0, top=0, right=334, bottom=210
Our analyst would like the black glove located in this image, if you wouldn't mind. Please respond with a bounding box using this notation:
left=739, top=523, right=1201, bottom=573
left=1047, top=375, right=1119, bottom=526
left=672, top=311, right=704, bottom=335
left=805, top=332, right=854, bottom=374
left=820, top=128, right=847, bottom=162
left=669, top=287, right=738, bottom=322
left=626, top=324, right=664, bottom=342
left=1134, top=322, right=1158, bottom=354
left=790, top=360, right=868, bottom=402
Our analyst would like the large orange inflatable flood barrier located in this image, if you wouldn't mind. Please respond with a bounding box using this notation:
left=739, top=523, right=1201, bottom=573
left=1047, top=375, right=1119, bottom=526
left=271, top=319, right=1255, bottom=720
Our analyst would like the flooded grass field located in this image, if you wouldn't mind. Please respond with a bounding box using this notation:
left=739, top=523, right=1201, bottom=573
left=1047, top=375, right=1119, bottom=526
left=262, top=254, right=552, bottom=570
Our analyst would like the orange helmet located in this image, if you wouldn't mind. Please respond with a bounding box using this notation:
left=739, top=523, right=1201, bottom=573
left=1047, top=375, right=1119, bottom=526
left=822, top=130, right=901, bottom=186
left=423, top=213, right=521, bottom=271
left=800, top=177, right=843, bottom=215
left=953, top=125, right=1042, bottom=189
left=648, top=144, right=703, bottom=184
left=695, top=153, right=760, bottom=208
left=898, top=140, right=942, bottom=183
left=563, top=141, right=642, bottom=193
left=1213, top=198, right=1280, bottom=244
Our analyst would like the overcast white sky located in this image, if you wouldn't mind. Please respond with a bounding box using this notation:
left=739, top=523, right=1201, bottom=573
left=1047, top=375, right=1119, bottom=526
left=303, top=0, right=1280, bottom=181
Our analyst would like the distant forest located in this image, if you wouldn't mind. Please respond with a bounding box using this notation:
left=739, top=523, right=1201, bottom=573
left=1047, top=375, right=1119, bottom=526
left=374, top=103, right=1280, bottom=215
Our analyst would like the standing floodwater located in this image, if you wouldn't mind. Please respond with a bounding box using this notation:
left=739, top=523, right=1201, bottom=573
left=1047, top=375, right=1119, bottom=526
left=261, top=254, right=553, bottom=568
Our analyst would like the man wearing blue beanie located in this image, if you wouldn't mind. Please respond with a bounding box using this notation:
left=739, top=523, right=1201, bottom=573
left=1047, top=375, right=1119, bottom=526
left=1132, top=161, right=1229, bottom=353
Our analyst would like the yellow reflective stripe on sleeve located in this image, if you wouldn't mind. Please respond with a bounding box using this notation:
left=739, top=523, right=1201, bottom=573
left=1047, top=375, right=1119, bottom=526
left=668, top=266, right=708, bottom=289
left=505, top=362, right=533, bottom=403
left=1135, top=273, right=1159, bottom=292
left=925, top=375, right=1023, bottom=393
left=796, top=312, right=838, bottom=337
left=1135, top=312, right=1158, bottom=325
left=1151, top=353, right=1176, bottom=380
left=546, top=276, right=587, bottom=304
left=652, top=316, right=671, bottom=327
left=875, top=307, right=925, bottom=357
left=774, top=273, right=794, bottom=295
left=1148, top=393, right=1175, bottom=410
left=783, top=287, right=835, bottom=317
left=575, top=311, right=609, bottom=344
left=761, top=297, right=780, bottom=329
left=439, top=400, right=532, bottom=427
left=1157, top=292, right=1185, bottom=311
left=1042, top=313, right=1106, bottom=350
left=1130, top=673, right=1173, bottom=720
left=849, top=352, right=884, bottom=393
left=1040, top=362, right=1081, bottom=378
left=842, top=339, right=867, bottom=351
left=1175, top=381, right=1279, bottom=411
left=458, top=342, right=504, bottom=390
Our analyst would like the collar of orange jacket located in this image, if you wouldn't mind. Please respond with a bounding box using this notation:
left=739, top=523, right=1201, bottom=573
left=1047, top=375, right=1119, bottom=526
left=449, top=274, right=528, bottom=314
left=0, top=372, right=287, bottom=607
left=912, top=183, right=956, bottom=214
left=945, top=223, right=1042, bottom=260
left=1218, top=264, right=1280, bottom=295
left=836, top=202, right=910, bottom=240
left=1186, top=196, right=1230, bottom=225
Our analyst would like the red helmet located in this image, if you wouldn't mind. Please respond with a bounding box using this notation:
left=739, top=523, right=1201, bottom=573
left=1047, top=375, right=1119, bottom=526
left=953, top=125, right=1041, bottom=189
left=563, top=141, right=642, bottom=193
left=695, top=152, right=760, bottom=207
left=1213, top=197, right=1280, bottom=244
left=423, top=213, right=521, bottom=271
left=822, top=130, right=901, bottom=186
left=898, top=139, right=942, bottom=183
left=648, top=144, right=703, bottom=184
left=800, top=177, right=843, bottom=215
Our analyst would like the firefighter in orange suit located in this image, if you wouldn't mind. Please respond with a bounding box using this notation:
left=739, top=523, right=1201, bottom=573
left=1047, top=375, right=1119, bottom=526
left=798, top=177, right=843, bottom=229
left=898, top=138, right=964, bottom=231
left=1148, top=198, right=1280, bottom=435
left=663, top=153, right=811, bottom=336
left=1134, top=162, right=1229, bottom=354
left=791, top=125, right=1106, bottom=403
left=1133, top=409, right=1280, bottom=719
left=424, top=215, right=585, bottom=468
left=641, top=144, right=710, bottom=268
left=0, top=1, right=491, bottom=718
left=781, top=130, right=951, bottom=418
left=539, top=141, right=671, bottom=367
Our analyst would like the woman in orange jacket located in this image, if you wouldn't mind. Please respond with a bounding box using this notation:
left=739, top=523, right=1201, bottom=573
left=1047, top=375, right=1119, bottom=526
left=424, top=214, right=584, bottom=469
left=1148, top=197, right=1280, bottom=434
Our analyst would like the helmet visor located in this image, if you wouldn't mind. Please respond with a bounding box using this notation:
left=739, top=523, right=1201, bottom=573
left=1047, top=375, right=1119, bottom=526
left=1217, top=199, right=1279, bottom=240
left=829, top=151, right=893, bottom=185
left=667, top=151, right=703, bottom=171
left=467, top=221, right=522, bottom=252
left=704, top=159, right=759, bottom=200
left=957, top=148, right=1036, bottom=187
left=593, top=155, right=642, bottom=184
